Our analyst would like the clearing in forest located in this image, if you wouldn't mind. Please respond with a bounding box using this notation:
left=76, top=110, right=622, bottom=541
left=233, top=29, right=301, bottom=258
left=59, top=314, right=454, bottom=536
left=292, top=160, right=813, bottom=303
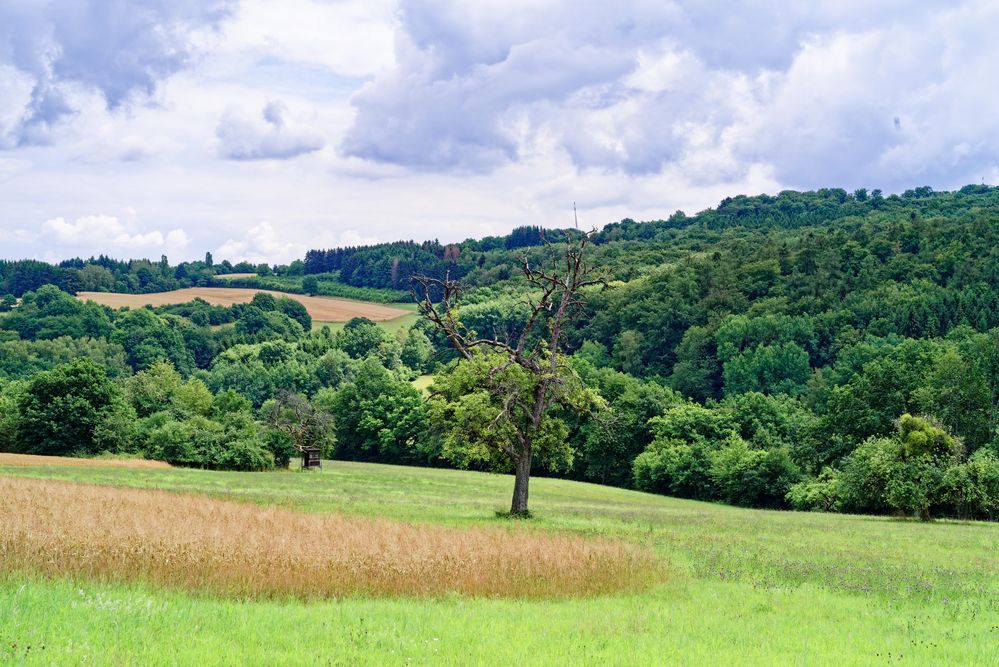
left=76, top=288, right=411, bottom=322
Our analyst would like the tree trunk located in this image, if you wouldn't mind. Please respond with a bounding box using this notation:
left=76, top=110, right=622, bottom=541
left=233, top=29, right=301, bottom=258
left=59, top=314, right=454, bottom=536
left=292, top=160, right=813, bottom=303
left=510, top=450, right=532, bottom=516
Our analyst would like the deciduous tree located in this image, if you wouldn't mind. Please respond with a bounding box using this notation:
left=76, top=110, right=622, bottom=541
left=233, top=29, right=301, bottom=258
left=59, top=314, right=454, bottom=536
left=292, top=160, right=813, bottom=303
left=413, top=233, right=604, bottom=515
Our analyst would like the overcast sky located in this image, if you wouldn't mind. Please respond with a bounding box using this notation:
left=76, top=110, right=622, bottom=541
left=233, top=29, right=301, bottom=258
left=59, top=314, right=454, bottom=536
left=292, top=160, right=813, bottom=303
left=1, top=1, right=997, bottom=264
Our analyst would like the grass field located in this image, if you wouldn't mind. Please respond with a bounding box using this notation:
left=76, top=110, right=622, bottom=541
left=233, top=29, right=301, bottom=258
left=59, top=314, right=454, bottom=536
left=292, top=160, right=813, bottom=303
left=213, top=273, right=258, bottom=280
left=0, top=452, right=170, bottom=469
left=313, top=303, right=421, bottom=333
left=76, top=288, right=412, bottom=323
left=0, top=459, right=996, bottom=665
left=411, top=373, right=435, bottom=393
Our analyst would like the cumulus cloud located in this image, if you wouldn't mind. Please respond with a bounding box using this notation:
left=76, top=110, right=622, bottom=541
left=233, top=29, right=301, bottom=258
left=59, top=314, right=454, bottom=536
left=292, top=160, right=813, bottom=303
left=42, top=215, right=190, bottom=258
left=216, top=100, right=325, bottom=160
left=0, top=0, right=235, bottom=148
left=216, top=222, right=377, bottom=265
left=342, top=0, right=999, bottom=190
left=738, top=3, right=999, bottom=188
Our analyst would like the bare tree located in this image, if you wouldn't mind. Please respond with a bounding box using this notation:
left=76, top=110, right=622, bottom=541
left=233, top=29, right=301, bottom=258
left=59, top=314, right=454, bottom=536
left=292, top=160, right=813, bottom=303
left=412, top=232, right=604, bottom=515
left=261, top=390, right=335, bottom=465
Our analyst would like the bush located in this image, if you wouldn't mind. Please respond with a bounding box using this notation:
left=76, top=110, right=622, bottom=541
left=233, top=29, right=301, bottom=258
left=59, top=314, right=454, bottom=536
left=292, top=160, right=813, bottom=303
left=709, top=438, right=800, bottom=508
left=146, top=414, right=272, bottom=471
left=633, top=440, right=714, bottom=500
left=15, top=358, right=135, bottom=456
left=838, top=415, right=966, bottom=519
left=786, top=468, right=842, bottom=512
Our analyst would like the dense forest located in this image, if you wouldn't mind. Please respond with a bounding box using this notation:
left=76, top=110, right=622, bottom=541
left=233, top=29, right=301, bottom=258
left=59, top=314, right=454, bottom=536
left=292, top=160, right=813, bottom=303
left=1, top=184, right=998, bottom=520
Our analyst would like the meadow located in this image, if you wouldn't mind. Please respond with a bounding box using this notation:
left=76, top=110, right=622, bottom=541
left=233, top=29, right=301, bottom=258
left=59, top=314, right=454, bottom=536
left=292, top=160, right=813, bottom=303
left=212, top=273, right=258, bottom=280
left=1, top=457, right=996, bottom=665
left=312, top=304, right=421, bottom=332
left=75, top=288, right=412, bottom=323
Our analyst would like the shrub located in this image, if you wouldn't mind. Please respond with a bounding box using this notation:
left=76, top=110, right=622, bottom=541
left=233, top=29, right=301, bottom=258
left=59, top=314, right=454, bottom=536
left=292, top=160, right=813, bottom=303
left=709, top=438, right=800, bottom=508
left=15, top=358, right=135, bottom=456
left=633, top=441, right=714, bottom=500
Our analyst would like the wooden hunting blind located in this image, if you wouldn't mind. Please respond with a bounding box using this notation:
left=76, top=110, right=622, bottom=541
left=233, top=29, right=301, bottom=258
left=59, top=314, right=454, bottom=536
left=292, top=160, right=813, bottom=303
left=302, top=447, right=322, bottom=469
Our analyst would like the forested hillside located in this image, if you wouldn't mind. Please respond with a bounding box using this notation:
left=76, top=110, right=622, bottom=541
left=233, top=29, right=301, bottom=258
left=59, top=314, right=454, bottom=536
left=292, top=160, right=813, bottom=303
left=2, top=184, right=998, bottom=519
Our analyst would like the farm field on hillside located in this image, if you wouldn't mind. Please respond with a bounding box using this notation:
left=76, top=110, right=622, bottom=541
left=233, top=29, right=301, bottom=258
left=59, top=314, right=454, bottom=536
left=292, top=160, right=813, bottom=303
left=313, top=305, right=420, bottom=332
left=0, top=459, right=996, bottom=665
left=76, top=287, right=412, bottom=322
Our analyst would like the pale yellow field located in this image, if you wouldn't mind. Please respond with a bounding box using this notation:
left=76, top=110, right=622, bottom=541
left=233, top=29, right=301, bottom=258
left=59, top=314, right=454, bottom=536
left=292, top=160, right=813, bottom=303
left=213, top=273, right=258, bottom=280
left=76, top=288, right=411, bottom=322
left=0, top=476, right=659, bottom=600
left=0, top=453, right=170, bottom=469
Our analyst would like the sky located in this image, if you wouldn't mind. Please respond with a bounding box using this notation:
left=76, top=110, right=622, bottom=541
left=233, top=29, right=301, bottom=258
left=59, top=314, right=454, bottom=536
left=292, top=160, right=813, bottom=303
left=1, top=0, right=997, bottom=264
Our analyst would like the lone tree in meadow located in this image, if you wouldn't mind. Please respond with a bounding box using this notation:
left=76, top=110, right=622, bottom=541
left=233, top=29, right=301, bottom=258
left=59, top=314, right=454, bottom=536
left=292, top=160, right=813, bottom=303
left=412, top=232, right=604, bottom=515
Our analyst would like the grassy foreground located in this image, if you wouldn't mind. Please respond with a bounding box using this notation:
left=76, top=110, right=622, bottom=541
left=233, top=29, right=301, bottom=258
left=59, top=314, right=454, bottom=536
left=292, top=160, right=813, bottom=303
left=1, top=460, right=997, bottom=665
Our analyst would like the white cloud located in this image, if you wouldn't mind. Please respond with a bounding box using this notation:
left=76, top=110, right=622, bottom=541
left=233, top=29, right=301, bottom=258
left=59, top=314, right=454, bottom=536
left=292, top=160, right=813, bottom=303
left=219, top=0, right=396, bottom=78
left=0, top=0, right=235, bottom=148
left=215, top=222, right=378, bottom=265
left=216, top=100, right=325, bottom=160
left=342, top=0, right=999, bottom=191
left=2, top=0, right=998, bottom=264
left=41, top=215, right=190, bottom=258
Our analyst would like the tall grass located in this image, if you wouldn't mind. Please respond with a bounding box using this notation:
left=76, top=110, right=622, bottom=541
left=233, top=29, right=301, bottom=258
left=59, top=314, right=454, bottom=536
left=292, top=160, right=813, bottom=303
left=0, top=453, right=170, bottom=469
left=0, top=477, right=659, bottom=600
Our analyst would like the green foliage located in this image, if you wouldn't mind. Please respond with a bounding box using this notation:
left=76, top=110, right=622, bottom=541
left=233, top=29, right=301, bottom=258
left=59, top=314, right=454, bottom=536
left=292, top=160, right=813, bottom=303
left=575, top=366, right=679, bottom=486
left=721, top=341, right=811, bottom=396
left=234, top=305, right=304, bottom=341
left=0, top=380, right=25, bottom=451
left=336, top=317, right=388, bottom=359
left=111, top=309, right=196, bottom=374
left=668, top=325, right=720, bottom=401
left=837, top=415, right=965, bottom=519
left=633, top=440, right=714, bottom=500
left=146, top=415, right=272, bottom=471
left=260, top=390, right=336, bottom=465
left=427, top=352, right=596, bottom=473
left=709, top=438, right=801, bottom=508
left=786, top=468, right=842, bottom=512
left=321, top=358, right=427, bottom=464
left=399, top=328, right=435, bottom=374
left=14, top=358, right=135, bottom=456
left=4, top=285, right=113, bottom=341
left=633, top=398, right=802, bottom=506
left=913, top=349, right=993, bottom=449
left=199, top=343, right=318, bottom=407
left=4, top=185, right=999, bottom=515
left=0, top=336, right=130, bottom=380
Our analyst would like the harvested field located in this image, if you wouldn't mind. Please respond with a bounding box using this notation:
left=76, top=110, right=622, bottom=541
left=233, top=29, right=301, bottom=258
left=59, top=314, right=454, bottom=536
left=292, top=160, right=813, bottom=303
left=0, top=453, right=170, bottom=469
left=0, top=476, right=660, bottom=600
left=213, top=273, right=257, bottom=280
left=76, top=288, right=411, bottom=322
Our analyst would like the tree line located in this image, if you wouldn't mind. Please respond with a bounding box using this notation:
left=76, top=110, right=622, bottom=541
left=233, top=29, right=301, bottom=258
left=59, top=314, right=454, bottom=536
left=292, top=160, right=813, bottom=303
left=2, top=184, right=999, bottom=519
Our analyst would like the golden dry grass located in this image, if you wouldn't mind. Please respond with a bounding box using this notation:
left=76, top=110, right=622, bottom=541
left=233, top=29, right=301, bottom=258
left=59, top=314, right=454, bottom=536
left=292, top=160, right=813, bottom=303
left=0, top=477, right=660, bottom=600
left=76, top=288, right=411, bottom=322
left=0, top=453, right=171, bottom=469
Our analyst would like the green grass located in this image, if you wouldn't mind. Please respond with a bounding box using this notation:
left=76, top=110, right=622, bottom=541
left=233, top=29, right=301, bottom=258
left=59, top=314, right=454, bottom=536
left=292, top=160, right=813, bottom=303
left=212, top=275, right=410, bottom=303
left=411, top=374, right=434, bottom=393
left=312, top=305, right=421, bottom=333
left=1, top=461, right=997, bottom=665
